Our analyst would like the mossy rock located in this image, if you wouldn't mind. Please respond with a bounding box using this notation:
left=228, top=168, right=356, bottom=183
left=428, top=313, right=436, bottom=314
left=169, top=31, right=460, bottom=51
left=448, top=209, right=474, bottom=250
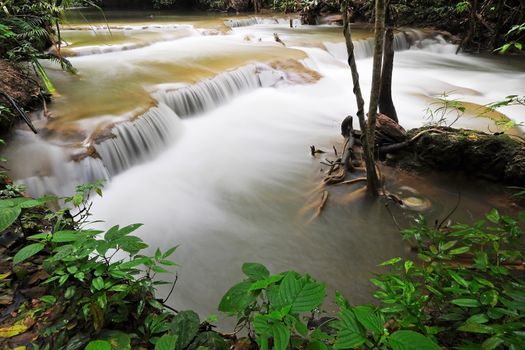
left=386, top=127, right=525, bottom=185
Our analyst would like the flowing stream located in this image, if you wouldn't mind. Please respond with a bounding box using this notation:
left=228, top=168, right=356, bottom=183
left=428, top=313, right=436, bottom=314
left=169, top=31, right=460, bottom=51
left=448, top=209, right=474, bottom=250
left=4, top=10, right=525, bottom=319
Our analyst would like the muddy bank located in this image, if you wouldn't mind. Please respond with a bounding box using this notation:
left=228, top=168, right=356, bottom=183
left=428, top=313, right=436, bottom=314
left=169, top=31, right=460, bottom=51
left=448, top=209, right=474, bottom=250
left=0, top=60, right=42, bottom=135
left=382, top=126, right=525, bottom=186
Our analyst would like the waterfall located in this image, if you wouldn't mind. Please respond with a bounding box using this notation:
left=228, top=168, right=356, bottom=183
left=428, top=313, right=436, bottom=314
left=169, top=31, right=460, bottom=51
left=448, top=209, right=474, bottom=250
left=324, top=29, right=431, bottom=61
left=93, top=103, right=183, bottom=176
left=153, top=64, right=285, bottom=117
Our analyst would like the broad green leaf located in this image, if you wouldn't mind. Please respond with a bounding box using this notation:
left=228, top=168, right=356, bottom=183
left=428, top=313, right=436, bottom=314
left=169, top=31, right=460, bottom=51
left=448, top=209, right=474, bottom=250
left=278, top=273, right=326, bottom=313
left=271, top=323, right=290, bottom=350
left=18, top=198, right=47, bottom=208
left=482, top=336, right=504, bottom=350
left=13, top=243, right=45, bottom=265
left=334, top=308, right=366, bottom=349
left=253, top=314, right=272, bottom=336
left=389, top=330, right=441, bottom=350
left=451, top=298, right=480, bottom=308
left=0, top=206, right=21, bottom=232
left=170, top=310, right=200, bottom=349
left=242, top=262, right=270, bottom=280
left=51, top=230, right=79, bottom=243
left=466, top=313, right=489, bottom=324
left=218, top=281, right=254, bottom=313
left=92, top=277, right=105, bottom=291
left=155, top=335, right=178, bottom=350
left=86, top=340, right=111, bottom=350
left=353, top=305, right=384, bottom=335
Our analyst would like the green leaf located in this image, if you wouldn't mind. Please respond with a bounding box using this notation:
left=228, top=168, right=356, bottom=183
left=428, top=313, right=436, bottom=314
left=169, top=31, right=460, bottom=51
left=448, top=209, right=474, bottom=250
left=379, top=257, right=402, bottom=266
left=249, top=274, right=284, bottom=292
left=86, top=340, right=111, bottom=350
left=389, top=330, right=441, bottom=350
left=334, top=308, right=366, bottom=349
left=515, top=42, right=523, bottom=50
left=271, top=323, right=290, bottom=350
left=155, top=335, right=178, bottom=350
left=218, top=281, right=254, bottom=313
left=92, top=277, right=105, bottom=291
left=40, top=295, right=57, bottom=304
left=13, top=243, right=45, bottom=265
left=242, top=262, right=270, bottom=280
left=450, top=246, right=470, bottom=255
left=278, top=273, right=326, bottom=313
left=449, top=271, right=469, bottom=288
left=353, top=305, right=384, bottom=335
left=51, top=230, right=79, bottom=243
left=170, top=310, right=200, bottom=349
left=162, top=246, right=178, bottom=258
left=482, top=336, right=504, bottom=350
left=480, top=290, right=498, bottom=307
left=0, top=206, right=21, bottom=232
left=451, top=299, right=480, bottom=308
left=486, top=209, right=500, bottom=223
left=458, top=322, right=494, bottom=334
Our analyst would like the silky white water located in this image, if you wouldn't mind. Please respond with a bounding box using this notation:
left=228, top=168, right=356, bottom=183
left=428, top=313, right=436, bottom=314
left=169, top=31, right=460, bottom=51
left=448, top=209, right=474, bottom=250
left=4, top=12, right=525, bottom=318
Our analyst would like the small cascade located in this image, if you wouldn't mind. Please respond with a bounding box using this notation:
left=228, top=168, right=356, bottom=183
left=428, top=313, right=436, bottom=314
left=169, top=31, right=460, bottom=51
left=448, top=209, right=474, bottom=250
left=153, top=64, right=285, bottom=117
left=20, top=157, right=109, bottom=198
left=224, top=17, right=279, bottom=28
left=4, top=131, right=110, bottom=198
left=93, top=103, right=183, bottom=176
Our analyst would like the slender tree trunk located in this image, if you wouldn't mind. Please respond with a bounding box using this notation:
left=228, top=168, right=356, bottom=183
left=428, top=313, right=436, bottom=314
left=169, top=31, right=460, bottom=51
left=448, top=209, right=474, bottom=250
left=364, top=0, right=386, bottom=195
left=378, top=2, right=397, bottom=123
left=342, top=0, right=380, bottom=196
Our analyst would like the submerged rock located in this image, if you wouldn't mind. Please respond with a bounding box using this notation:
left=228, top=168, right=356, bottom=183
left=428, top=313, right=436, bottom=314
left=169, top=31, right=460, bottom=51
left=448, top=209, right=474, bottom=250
left=385, top=127, right=525, bottom=186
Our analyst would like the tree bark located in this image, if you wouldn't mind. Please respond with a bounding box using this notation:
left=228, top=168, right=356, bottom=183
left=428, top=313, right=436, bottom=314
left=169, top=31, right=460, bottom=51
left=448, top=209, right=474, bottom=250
left=364, top=0, right=386, bottom=196
left=342, top=0, right=379, bottom=195
left=378, top=4, right=397, bottom=123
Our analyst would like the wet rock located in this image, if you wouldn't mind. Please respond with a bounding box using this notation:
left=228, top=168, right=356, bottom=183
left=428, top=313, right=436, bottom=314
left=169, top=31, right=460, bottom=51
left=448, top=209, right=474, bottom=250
left=375, top=113, right=407, bottom=145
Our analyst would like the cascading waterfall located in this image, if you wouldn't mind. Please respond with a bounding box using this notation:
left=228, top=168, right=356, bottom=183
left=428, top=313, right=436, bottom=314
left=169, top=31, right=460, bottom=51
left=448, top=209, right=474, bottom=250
left=93, top=103, right=183, bottom=176
left=93, top=64, right=286, bottom=177
left=154, top=64, right=284, bottom=117
left=324, top=29, right=428, bottom=61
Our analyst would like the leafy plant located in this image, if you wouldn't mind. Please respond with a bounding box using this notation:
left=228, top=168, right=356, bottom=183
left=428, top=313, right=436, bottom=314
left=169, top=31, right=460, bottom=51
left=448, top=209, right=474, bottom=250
left=424, top=92, right=465, bottom=127
left=219, top=263, right=440, bottom=350
left=372, top=209, right=525, bottom=349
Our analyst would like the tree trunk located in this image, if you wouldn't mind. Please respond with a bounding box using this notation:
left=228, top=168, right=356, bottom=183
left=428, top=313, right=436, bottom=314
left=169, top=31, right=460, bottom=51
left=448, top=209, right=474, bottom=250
left=378, top=12, right=397, bottom=123
left=342, top=0, right=379, bottom=195
left=365, top=0, right=386, bottom=196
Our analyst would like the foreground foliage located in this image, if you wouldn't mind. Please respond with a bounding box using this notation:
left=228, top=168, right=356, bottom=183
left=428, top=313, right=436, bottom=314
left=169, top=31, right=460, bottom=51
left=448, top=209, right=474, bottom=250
left=1, top=173, right=523, bottom=349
